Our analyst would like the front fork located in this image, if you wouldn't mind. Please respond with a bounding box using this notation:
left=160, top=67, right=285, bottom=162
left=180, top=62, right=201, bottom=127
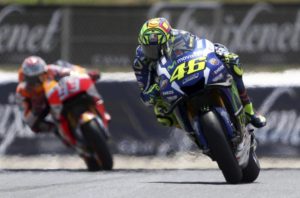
left=173, top=103, right=209, bottom=151
left=93, top=98, right=111, bottom=128
left=58, top=109, right=109, bottom=156
left=173, top=87, right=249, bottom=160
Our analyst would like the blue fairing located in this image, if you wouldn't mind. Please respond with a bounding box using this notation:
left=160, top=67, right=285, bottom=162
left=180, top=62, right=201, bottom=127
left=157, top=39, right=229, bottom=102
left=205, top=53, right=228, bottom=85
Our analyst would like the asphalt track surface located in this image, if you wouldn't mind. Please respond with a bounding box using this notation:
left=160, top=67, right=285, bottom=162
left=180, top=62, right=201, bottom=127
left=1, top=155, right=300, bottom=198
left=0, top=168, right=300, bottom=198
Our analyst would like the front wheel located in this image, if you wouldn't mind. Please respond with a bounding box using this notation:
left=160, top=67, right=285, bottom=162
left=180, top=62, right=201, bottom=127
left=198, top=111, right=242, bottom=184
left=242, top=147, right=260, bottom=183
left=81, top=119, right=113, bottom=171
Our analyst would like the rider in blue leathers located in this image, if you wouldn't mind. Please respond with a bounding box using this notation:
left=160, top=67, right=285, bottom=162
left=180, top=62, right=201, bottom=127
left=132, top=17, right=266, bottom=128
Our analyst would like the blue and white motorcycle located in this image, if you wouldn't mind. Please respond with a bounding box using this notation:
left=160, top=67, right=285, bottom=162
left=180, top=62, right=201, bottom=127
left=157, top=39, right=260, bottom=184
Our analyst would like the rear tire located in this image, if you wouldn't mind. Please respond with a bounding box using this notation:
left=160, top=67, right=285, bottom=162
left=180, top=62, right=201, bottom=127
left=242, top=147, right=260, bottom=183
left=81, top=119, right=113, bottom=171
left=199, top=111, right=242, bottom=184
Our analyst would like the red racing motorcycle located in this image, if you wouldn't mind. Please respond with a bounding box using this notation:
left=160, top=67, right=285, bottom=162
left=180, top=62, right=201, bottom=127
left=43, top=72, right=113, bottom=171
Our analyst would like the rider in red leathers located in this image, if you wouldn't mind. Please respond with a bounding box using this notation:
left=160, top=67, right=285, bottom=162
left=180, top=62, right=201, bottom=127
left=16, top=56, right=110, bottom=134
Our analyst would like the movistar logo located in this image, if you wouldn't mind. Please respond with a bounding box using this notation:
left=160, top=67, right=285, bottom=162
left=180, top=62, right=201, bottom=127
left=167, top=60, right=177, bottom=71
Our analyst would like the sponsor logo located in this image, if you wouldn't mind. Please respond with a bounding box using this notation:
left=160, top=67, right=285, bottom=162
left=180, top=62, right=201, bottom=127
left=167, top=95, right=178, bottom=101
left=0, top=5, right=61, bottom=55
left=182, top=73, right=199, bottom=84
left=167, top=60, right=177, bottom=71
left=149, top=3, right=300, bottom=64
left=256, top=88, right=300, bottom=146
left=160, top=79, right=169, bottom=89
left=162, top=90, right=174, bottom=96
left=91, top=54, right=131, bottom=67
left=212, top=73, right=224, bottom=82
left=214, top=65, right=225, bottom=75
left=176, top=51, right=202, bottom=64
left=209, top=58, right=219, bottom=66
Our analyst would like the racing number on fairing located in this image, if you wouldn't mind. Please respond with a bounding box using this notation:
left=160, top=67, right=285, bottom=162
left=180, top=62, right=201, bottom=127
left=58, top=77, right=80, bottom=100
left=170, top=57, right=206, bottom=82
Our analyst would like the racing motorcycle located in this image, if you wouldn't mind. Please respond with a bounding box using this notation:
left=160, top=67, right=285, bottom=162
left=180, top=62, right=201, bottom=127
left=43, top=71, right=113, bottom=171
left=157, top=39, right=260, bottom=183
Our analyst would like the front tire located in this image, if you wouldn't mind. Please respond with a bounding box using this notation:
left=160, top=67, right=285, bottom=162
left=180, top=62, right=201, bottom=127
left=242, top=147, right=260, bottom=183
left=81, top=119, right=113, bottom=171
left=199, top=111, right=242, bottom=184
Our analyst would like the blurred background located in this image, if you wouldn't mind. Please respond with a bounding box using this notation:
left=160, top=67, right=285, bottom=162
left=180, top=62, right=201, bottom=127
left=0, top=0, right=300, bottom=168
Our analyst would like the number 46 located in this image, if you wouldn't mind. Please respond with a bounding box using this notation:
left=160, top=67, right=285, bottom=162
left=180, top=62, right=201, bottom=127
left=170, top=57, right=206, bottom=82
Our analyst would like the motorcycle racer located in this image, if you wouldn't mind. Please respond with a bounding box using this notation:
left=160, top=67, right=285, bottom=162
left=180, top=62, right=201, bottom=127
left=16, top=56, right=108, bottom=133
left=133, top=17, right=266, bottom=128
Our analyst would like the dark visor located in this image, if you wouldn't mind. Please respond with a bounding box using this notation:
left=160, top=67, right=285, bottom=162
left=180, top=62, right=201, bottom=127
left=141, top=45, right=161, bottom=60
left=25, top=75, right=41, bottom=85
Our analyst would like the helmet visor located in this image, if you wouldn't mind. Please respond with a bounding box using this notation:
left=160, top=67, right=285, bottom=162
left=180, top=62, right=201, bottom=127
left=142, top=44, right=161, bottom=60
left=25, top=75, right=42, bottom=86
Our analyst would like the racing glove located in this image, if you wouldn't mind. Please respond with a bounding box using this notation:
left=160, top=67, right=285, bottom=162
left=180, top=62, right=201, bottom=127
left=88, top=70, right=101, bottom=82
left=140, top=83, right=160, bottom=106
left=244, top=103, right=266, bottom=128
left=154, top=99, right=178, bottom=127
left=221, top=53, right=244, bottom=76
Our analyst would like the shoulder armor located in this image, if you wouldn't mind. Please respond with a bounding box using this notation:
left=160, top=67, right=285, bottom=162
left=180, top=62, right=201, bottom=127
left=136, top=45, right=144, bottom=58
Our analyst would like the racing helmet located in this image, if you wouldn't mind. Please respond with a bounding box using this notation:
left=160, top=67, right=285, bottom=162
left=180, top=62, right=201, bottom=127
left=21, top=56, right=47, bottom=85
left=138, top=18, right=172, bottom=59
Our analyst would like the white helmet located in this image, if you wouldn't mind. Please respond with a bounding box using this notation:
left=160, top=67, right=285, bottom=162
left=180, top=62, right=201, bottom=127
left=21, top=56, right=47, bottom=84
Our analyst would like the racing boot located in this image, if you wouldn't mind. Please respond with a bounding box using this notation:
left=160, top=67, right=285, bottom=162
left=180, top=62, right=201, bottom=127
left=244, top=103, right=266, bottom=128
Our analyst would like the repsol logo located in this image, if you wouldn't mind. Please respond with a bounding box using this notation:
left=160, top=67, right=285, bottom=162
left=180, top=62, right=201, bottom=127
left=0, top=5, right=61, bottom=54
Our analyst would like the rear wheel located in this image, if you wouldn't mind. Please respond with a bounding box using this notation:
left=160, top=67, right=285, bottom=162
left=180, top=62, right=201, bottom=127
left=199, top=111, right=242, bottom=184
left=81, top=119, right=113, bottom=171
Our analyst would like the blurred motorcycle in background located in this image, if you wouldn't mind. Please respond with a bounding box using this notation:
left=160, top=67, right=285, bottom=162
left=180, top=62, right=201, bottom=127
left=43, top=65, right=113, bottom=171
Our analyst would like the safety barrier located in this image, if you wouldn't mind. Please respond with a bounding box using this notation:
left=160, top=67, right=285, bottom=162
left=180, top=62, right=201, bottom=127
left=0, top=80, right=299, bottom=157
